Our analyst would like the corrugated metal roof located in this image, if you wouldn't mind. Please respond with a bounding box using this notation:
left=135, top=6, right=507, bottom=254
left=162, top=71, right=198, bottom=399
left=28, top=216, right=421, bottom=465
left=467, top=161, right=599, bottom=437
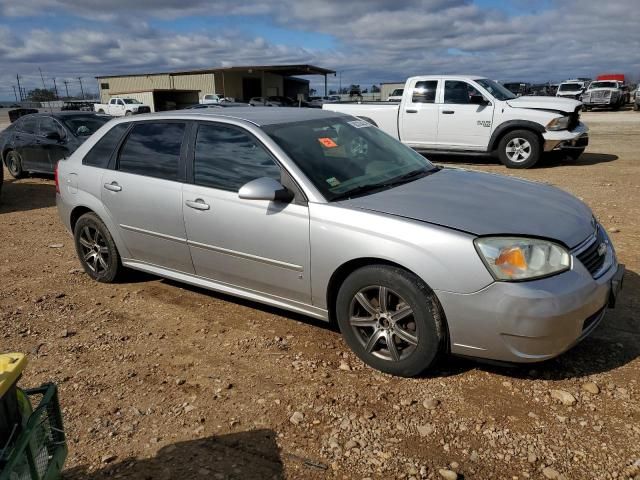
left=96, top=64, right=335, bottom=79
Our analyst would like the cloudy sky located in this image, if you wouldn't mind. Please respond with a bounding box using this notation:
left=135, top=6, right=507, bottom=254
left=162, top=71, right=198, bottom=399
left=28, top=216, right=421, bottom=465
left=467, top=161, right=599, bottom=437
left=0, top=0, right=638, bottom=100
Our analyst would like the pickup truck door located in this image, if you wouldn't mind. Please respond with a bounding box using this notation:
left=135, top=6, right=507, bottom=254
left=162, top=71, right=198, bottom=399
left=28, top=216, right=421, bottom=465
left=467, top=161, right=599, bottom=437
left=436, top=80, right=495, bottom=149
left=182, top=122, right=312, bottom=304
left=398, top=79, right=440, bottom=147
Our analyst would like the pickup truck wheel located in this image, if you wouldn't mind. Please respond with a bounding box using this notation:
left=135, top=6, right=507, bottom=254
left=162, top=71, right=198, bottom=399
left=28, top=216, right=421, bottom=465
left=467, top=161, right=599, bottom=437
left=98, top=109, right=105, bottom=113
left=498, top=130, right=541, bottom=169
left=633, top=103, right=639, bottom=112
left=125, top=111, right=132, bottom=116
left=336, top=265, right=444, bottom=377
left=5, top=150, right=25, bottom=179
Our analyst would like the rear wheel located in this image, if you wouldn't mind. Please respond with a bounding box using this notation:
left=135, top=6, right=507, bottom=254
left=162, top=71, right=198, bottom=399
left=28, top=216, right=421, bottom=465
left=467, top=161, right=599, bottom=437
left=498, top=129, right=541, bottom=169
left=73, top=213, right=122, bottom=283
left=336, top=265, right=445, bottom=377
left=5, top=150, right=25, bottom=178
left=98, top=109, right=105, bottom=114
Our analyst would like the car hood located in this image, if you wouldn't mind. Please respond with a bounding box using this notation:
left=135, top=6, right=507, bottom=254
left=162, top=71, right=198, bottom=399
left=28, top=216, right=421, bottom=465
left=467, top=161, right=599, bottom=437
left=506, top=96, right=581, bottom=113
left=341, top=168, right=594, bottom=248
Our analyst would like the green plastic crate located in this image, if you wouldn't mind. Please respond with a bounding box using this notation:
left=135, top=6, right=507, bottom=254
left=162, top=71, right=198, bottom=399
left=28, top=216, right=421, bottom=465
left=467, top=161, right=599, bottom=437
left=0, top=384, right=67, bottom=480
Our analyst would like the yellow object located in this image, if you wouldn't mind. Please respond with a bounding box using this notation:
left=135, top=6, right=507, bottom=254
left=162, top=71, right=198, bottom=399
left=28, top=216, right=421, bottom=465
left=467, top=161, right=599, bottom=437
left=0, top=353, right=28, bottom=397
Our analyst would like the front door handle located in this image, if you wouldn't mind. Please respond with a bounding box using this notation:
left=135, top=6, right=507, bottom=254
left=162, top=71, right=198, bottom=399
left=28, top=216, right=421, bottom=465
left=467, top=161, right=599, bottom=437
left=103, top=182, right=122, bottom=192
left=185, top=199, right=210, bottom=211
left=442, top=110, right=455, bottom=114
left=405, top=109, right=418, bottom=113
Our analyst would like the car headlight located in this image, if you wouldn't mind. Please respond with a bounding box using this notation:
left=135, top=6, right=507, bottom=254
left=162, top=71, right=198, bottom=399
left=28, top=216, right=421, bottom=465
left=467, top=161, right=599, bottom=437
left=474, top=237, right=571, bottom=281
left=546, top=116, right=570, bottom=131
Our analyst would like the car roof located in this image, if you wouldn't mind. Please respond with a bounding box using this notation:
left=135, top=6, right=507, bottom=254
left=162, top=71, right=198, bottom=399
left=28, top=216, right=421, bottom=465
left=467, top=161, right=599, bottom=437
left=121, top=107, right=348, bottom=126
left=20, top=111, right=103, bottom=119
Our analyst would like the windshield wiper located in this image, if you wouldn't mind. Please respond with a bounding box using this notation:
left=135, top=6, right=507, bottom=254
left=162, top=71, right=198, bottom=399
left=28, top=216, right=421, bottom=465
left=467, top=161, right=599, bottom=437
left=331, top=167, right=440, bottom=201
left=385, top=167, right=439, bottom=187
left=331, top=183, right=391, bottom=201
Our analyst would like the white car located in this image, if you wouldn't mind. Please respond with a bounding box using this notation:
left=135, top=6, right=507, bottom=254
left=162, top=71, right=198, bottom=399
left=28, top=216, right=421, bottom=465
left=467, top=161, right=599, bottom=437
left=324, top=75, right=588, bottom=168
left=200, top=93, right=230, bottom=104
left=556, top=80, right=588, bottom=100
left=387, top=88, right=404, bottom=102
left=94, top=98, right=151, bottom=116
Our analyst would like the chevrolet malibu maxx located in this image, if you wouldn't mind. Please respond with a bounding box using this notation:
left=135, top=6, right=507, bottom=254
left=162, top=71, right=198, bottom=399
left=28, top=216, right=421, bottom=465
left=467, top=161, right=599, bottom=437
left=55, top=108, right=624, bottom=377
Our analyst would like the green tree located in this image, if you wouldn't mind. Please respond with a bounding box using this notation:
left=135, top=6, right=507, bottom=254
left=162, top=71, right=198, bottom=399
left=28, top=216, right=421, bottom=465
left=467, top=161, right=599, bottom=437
left=27, top=88, right=56, bottom=102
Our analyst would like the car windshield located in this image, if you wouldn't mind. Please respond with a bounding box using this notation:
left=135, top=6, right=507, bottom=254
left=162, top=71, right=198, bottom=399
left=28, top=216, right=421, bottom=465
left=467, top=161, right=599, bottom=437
left=264, top=117, right=438, bottom=201
left=390, top=89, right=404, bottom=96
left=62, top=115, right=110, bottom=136
left=475, top=79, right=516, bottom=100
left=123, top=99, right=142, bottom=104
left=590, top=82, right=618, bottom=89
left=559, top=83, right=582, bottom=92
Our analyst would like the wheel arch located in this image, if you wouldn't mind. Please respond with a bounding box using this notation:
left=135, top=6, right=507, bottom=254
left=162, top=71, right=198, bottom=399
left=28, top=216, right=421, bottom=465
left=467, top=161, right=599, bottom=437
left=488, top=120, right=545, bottom=152
left=70, top=205, right=96, bottom=232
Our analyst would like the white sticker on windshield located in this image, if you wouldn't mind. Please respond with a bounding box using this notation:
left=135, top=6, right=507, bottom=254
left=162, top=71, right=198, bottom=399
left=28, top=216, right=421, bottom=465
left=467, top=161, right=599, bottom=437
left=348, top=119, right=372, bottom=128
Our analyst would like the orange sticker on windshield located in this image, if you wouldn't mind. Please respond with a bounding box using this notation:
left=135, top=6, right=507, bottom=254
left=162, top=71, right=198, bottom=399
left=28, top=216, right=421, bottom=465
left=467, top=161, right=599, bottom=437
left=318, top=137, right=338, bottom=148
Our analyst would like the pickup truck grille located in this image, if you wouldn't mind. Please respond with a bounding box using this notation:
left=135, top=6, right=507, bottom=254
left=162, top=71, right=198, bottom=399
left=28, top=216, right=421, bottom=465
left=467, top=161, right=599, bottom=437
left=576, top=227, right=607, bottom=276
left=567, top=108, right=580, bottom=130
left=136, top=106, right=151, bottom=114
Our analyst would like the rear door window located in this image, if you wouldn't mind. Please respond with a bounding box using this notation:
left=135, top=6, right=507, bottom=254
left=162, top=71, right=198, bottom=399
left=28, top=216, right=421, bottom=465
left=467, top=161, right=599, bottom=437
left=38, top=117, right=65, bottom=138
left=118, top=122, right=186, bottom=181
left=83, top=123, right=129, bottom=168
left=411, top=81, right=438, bottom=103
left=18, top=116, right=38, bottom=134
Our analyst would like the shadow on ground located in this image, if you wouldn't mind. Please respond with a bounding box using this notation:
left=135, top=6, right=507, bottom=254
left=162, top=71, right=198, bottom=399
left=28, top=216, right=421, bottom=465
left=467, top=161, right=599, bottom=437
left=429, top=152, right=618, bottom=169
left=0, top=176, right=56, bottom=214
left=63, top=429, right=285, bottom=480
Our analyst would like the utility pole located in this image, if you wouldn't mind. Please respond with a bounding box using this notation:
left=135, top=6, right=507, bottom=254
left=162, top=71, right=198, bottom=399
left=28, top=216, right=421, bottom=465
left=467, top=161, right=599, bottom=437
left=12, top=86, right=18, bottom=102
left=16, top=74, right=23, bottom=101
left=78, top=77, right=85, bottom=99
left=39, top=68, right=53, bottom=112
left=63, top=80, right=70, bottom=98
left=52, top=78, right=59, bottom=99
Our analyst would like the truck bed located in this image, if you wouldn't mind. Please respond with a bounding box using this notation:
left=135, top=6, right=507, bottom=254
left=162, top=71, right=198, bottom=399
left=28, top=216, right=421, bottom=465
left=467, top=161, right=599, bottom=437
left=323, top=103, right=400, bottom=139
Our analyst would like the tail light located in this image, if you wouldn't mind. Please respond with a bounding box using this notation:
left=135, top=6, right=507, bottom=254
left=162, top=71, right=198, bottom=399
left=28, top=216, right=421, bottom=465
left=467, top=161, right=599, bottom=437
left=54, top=161, right=60, bottom=193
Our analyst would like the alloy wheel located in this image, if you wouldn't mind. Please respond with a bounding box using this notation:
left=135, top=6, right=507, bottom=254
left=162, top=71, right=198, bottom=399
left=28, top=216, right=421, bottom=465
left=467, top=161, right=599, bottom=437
left=505, top=138, right=532, bottom=163
left=78, top=225, right=110, bottom=274
left=348, top=285, right=418, bottom=361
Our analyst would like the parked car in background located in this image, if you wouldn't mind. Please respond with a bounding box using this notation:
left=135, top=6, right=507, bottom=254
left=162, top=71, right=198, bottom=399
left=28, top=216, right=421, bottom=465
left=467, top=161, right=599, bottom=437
left=387, top=88, right=404, bottom=102
left=183, top=102, right=252, bottom=109
left=581, top=81, right=626, bottom=110
left=530, top=84, right=552, bottom=96
left=0, top=112, right=110, bottom=177
left=249, top=97, right=282, bottom=107
left=55, top=108, right=623, bottom=377
left=634, top=89, right=640, bottom=111
left=556, top=80, right=589, bottom=100
left=94, top=97, right=151, bottom=116
left=324, top=75, right=588, bottom=168
left=61, top=100, right=99, bottom=112
left=200, top=93, right=230, bottom=104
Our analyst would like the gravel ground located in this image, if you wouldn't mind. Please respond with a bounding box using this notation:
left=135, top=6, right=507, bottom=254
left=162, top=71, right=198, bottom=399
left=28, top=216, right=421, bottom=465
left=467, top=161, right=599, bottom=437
left=0, top=109, right=638, bottom=480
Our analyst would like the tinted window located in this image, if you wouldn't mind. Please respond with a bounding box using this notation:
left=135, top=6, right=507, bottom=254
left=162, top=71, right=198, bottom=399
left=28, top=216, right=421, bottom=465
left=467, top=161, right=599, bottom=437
left=18, top=116, right=38, bottom=134
left=118, top=123, right=185, bottom=180
left=444, top=80, right=481, bottom=104
left=83, top=123, right=129, bottom=168
left=38, top=117, right=64, bottom=137
left=412, top=81, right=437, bottom=103
left=62, top=115, right=109, bottom=137
left=194, top=124, right=280, bottom=191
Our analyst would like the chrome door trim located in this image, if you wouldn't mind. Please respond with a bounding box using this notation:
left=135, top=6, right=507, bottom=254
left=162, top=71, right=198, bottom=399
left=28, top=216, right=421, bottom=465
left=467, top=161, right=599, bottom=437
left=120, top=224, right=187, bottom=244
left=187, top=239, right=304, bottom=272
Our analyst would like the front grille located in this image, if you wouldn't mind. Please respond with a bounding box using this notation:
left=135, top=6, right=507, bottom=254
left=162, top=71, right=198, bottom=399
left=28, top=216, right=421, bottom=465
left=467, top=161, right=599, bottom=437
left=576, top=227, right=606, bottom=276
left=136, top=106, right=151, bottom=114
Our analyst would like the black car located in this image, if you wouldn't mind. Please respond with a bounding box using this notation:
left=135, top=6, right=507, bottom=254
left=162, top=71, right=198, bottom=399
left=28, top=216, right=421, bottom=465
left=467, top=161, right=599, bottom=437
left=0, top=112, right=110, bottom=178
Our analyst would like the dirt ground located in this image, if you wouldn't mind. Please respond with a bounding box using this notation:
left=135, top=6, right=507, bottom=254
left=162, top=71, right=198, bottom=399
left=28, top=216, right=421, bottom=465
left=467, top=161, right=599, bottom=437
left=0, top=109, right=638, bottom=480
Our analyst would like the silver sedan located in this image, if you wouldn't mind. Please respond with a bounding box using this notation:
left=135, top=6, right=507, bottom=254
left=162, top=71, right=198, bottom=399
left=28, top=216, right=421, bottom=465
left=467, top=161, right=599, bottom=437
left=55, top=108, right=624, bottom=377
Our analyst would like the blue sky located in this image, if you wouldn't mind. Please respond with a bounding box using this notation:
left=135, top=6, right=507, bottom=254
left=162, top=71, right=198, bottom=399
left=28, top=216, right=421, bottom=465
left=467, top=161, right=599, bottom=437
left=0, top=0, right=638, bottom=101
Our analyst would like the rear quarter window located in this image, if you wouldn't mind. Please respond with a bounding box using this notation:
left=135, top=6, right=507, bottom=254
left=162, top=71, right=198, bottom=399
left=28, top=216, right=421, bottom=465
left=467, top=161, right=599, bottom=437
left=82, top=123, right=129, bottom=168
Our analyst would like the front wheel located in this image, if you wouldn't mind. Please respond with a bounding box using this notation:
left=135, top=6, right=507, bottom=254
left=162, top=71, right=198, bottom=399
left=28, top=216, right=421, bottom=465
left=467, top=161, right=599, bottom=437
left=5, top=150, right=25, bottom=178
left=73, top=213, right=122, bottom=283
left=498, top=130, right=541, bottom=169
left=336, top=265, right=445, bottom=377
left=125, top=111, right=132, bottom=116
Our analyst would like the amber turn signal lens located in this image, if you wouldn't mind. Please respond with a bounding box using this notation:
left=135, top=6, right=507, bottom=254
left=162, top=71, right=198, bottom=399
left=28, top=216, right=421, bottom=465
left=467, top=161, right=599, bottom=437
left=495, top=247, right=528, bottom=273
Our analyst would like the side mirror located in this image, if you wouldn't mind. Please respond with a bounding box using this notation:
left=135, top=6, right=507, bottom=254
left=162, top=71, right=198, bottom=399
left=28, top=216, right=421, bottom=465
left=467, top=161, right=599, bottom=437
left=470, top=94, right=489, bottom=105
left=238, top=177, right=294, bottom=203
left=45, top=131, right=61, bottom=141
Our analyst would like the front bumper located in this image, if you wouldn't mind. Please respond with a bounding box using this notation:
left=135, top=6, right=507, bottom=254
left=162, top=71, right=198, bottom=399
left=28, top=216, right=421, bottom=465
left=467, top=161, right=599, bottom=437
left=543, top=122, right=589, bottom=152
left=436, top=238, right=624, bottom=363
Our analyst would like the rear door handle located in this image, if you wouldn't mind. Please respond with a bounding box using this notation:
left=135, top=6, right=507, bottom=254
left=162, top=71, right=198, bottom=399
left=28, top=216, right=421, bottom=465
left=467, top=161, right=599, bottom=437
left=185, top=199, right=210, bottom=211
left=406, top=109, right=418, bottom=113
left=442, top=110, right=455, bottom=114
left=103, top=182, right=122, bottom=192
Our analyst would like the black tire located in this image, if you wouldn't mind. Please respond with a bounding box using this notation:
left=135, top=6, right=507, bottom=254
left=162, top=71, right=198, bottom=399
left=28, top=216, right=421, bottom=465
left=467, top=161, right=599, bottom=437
left=566, top=148, right=585, bottom=161
left=633, top=103, right=639, bottom=112
left=335, top=265, right=445, bottom=377
left=125, top=111, right=132, bottom=116
left=5, top=150, right=25, bottom=179
left=497, top=129, right=542, bottom=169
left=98, top=109, right=105, bottom=114
left=73, top=212, right=122, bottom=283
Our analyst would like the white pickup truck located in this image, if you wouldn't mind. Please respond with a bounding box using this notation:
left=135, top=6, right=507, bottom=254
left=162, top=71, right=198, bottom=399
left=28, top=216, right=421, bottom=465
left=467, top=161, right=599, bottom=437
left=94, top=97, right=152, bottom=116
left=323, top=75, right=589, bottom=168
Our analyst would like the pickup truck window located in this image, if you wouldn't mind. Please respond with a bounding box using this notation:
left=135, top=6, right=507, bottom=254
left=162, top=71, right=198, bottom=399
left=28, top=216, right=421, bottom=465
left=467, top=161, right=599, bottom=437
left=475, top=79, right=516, bottom=100
left=444, top=81, right=481, bottom=104
left=123, top=99, right=142, bottom=104
left=264, top=117, right=437, bottom=201
left=412, top=81, right=437, bottom=103
left=109, top=99, right=117, bottom=105
left=118, top=122, right=186, bottom=181
left=117, top=100, right=125, bottom=106
left=194, top=124, right=280, bottom=192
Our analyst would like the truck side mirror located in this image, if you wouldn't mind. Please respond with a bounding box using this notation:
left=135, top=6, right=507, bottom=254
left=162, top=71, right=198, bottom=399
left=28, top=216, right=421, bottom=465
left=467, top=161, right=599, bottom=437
left=470, top=95, right=489, bottom=105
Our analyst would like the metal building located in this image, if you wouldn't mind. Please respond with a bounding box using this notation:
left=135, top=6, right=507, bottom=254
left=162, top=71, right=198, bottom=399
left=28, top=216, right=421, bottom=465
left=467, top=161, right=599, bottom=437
left=96, top=64, right=335, bottom=111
